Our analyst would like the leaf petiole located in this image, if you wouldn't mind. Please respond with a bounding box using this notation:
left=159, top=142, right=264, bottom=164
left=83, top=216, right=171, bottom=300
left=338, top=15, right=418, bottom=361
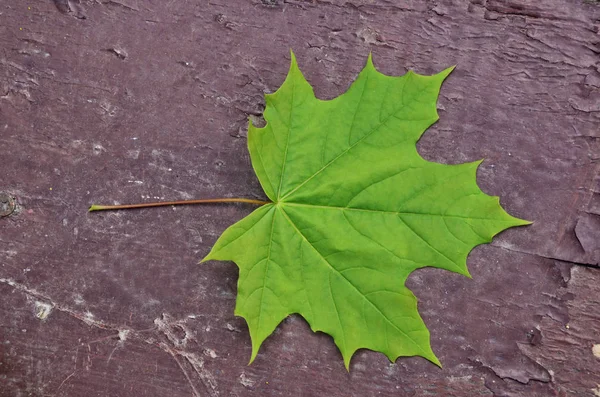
left=88, top=198, right=271, bottom=212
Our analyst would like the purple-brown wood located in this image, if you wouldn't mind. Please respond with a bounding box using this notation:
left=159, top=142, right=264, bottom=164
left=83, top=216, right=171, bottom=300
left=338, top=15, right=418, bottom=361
left=1, top=1, right=599, bottom=396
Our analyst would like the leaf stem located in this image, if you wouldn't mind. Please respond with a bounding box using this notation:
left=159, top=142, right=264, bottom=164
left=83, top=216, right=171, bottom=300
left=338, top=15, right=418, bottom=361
left=88, top=198, right=271, bottom=212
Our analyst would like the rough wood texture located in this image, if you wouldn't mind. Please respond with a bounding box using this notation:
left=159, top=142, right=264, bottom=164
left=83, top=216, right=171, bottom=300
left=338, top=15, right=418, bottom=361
left=1, top=1, right=599, bottom=396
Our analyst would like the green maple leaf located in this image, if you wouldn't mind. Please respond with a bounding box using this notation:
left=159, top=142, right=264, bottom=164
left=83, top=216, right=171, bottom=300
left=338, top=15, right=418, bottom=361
left=203, top=51, right=530, bottom=369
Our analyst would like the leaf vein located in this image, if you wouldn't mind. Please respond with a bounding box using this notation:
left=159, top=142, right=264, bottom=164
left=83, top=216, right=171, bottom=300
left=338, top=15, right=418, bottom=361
left=285, top=202, right=509, bottom=221
left=276, top=78, right=295, bottom=199
left=255, top=208, right=278, bottom=332
left=279, top=207, right=431, bottom=357
left=396, top=214, right=462, bottom=273
left=280, top=81, right=431, bottom=201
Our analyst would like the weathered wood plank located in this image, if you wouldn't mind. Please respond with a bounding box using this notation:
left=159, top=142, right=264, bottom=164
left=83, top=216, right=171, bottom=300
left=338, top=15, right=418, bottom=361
left=1, top=1, right=598, bottom=396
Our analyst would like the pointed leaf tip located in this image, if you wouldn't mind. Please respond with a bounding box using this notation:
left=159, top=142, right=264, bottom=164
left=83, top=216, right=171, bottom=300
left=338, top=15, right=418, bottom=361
left=289, top=49, right=298, bottom=69
left=463, top=268, right=473, bottom=280
left=437, top=65, right=456, bottom=81
left=431, top=356, right=442, bottom=368
left=366, top=52, right=374, bottom=69
left=249, top=342, right=260, bottom=365
left=513, top=217, right=534, bottom=227
left=343, top=354, right=352, bottom=372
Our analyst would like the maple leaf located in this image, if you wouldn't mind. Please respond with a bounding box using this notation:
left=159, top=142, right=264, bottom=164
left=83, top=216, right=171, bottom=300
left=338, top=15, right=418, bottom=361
left=203, top=51, right=530, bottom=369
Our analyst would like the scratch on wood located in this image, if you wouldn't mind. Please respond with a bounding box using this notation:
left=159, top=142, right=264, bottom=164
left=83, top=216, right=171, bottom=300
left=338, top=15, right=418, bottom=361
left=154, top=314, right=219, bottom=396
left=0, top=278, right=123, bottom=330
left=55, top=371, right=78, bottom=394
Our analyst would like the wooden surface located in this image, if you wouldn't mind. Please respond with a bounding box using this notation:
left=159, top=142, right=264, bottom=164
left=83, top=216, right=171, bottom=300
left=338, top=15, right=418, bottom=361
left=1, top=1, right=599, bottom=396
